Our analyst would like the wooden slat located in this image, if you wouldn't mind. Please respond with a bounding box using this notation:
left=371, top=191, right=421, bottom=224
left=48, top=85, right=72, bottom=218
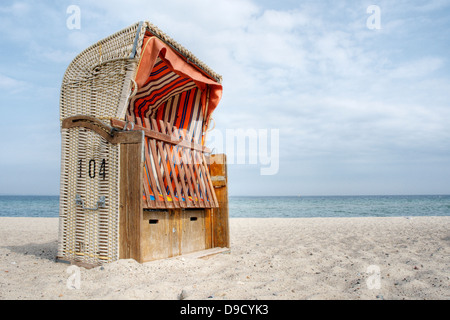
left=141, top=119, right=164, bottom=209
left=135, top=118, right=156, bottom=209
left=145, top=118, right=173, bottom=209
left=202, top=153, right=219, bottom=207
left=191, top=150, right=210, bottom=208
left=199, top=151, right=216, bottom=207
left=151, top=119, right=179, bottom=208
left=209, top=154, right=230, bottom=248
left=156, top=120, right=182, bottom=208
left=142, top=165, right=154, bottom=208
left=119, top=141, right=143, bottom=262
left=204, top=208, right=213, bottom=248
left=168, top=124, right=194, bottom=208
left=178, top=130, right=202, bottom=207
left=194, top=150, right=216, bottom=207
left=171, top=126, right=199, bottom=207
left=135, top=118, right=151, bottom=208
left=111, top=119, right=211, bottom=153
left=62, top=116, right=143, bottom=145
left=159, top=121, right=186, bottom=208
left=178, top=247, right=231, bottom=260
left=145, top=138, right=165, bottom=209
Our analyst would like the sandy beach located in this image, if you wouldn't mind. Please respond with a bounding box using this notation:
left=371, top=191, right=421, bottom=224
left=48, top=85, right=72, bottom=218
left=0, top=216, right=448, bottom=300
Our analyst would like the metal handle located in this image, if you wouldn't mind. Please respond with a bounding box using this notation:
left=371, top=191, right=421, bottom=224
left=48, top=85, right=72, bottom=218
left=75, top=194, right=106, bottom=211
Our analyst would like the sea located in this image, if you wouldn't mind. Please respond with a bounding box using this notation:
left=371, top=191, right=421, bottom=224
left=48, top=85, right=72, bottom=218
left=0, top=195, right=449, bottom=218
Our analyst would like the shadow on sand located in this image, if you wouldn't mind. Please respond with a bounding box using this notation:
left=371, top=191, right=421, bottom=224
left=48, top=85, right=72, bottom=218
left=4, top=241, right=58, bottom=262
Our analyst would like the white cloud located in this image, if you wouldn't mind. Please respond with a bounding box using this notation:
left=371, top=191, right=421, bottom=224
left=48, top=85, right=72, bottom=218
left=0, top=73, right=27, bottom=93
left=0, top=2, right=31, bottom=15
left=409, top=0, right=450, bottom=12
left=388, top=57, right=444, bottom=79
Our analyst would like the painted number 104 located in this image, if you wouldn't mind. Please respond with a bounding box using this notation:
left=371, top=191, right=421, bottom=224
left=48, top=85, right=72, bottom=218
left=78, top=159, right=107, bottom=180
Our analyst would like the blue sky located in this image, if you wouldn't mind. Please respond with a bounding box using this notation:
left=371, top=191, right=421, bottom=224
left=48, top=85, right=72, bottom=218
left=0, top=0, right=449, bottom=196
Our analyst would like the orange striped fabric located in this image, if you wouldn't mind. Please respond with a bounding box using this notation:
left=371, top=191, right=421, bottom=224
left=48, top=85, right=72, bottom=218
left=129, top=58, right=203, bottom=144
left=127, top=32, right=222, bottom=204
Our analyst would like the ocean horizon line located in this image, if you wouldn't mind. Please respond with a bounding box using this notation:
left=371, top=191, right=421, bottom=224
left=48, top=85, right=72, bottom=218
left=1, top=194, right=449, bottom=198
left=1, top=194, right=449, bottom=218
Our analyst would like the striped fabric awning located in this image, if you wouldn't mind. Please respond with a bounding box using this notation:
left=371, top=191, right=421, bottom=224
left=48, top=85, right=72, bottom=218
left=126, top=30, right=222, bottom=207
left=128, top=32, right=222, bottom=145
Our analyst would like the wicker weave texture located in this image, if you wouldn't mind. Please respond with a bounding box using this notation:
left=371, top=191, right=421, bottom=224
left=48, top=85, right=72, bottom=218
left=58, top=127, right=120, bottom=264
left=60, top=23, right=144, bottom=121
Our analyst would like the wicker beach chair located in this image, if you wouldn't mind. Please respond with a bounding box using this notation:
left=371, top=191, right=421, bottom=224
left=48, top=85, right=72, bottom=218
left=57, top=21, right=229, bottom=267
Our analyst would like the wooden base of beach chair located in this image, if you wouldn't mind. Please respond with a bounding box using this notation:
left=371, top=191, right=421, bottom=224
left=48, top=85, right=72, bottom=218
left=119, top=153, right=230, bottom=263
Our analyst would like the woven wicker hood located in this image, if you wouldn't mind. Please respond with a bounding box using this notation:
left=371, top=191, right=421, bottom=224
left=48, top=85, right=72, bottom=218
left=60, top=21, right=222, bottom=124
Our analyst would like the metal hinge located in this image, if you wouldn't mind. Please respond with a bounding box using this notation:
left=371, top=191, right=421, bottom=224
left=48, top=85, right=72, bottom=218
left=75, top=194, right=106, bottom=211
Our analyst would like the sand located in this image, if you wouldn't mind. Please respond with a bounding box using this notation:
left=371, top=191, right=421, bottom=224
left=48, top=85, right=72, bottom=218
left=0, top=216, right=448, bottom=300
